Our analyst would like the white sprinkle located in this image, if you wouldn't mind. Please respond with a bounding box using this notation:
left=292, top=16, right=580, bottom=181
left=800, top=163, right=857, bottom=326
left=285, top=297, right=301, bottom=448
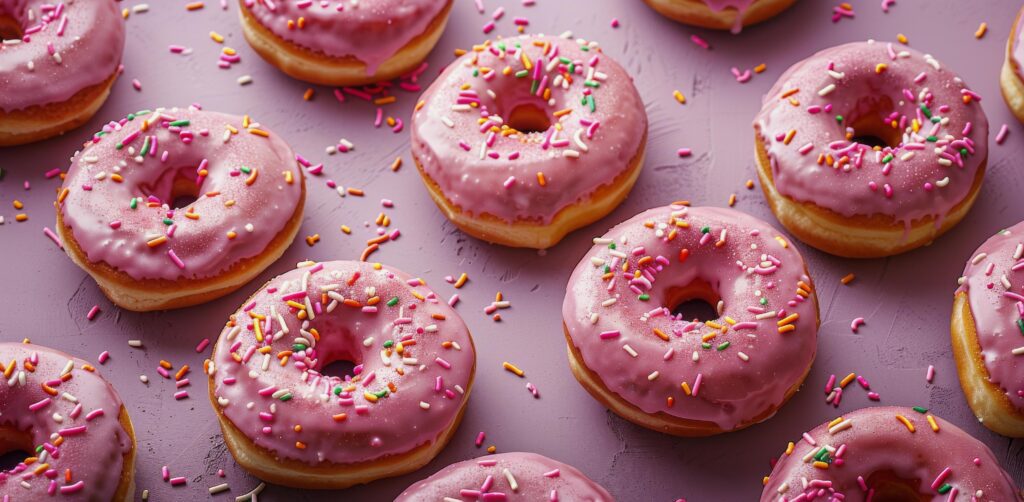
left=817, top=84, right=836, bottom=96
left=647, top=371, right=659, bottom=381
left=623, top=344, right=638, bottom=357
left=237, top=75, right=253, bottom=85
left=1012, top=347, right=1024, bottom=356
left=503, top=468, right=519, bottom=492
left=208, top=483, right=229, bottom=495
left=971, top=253, right=987, bottom=265
left=419, top=401, right=430, bottom=410
left=139, top=375, right=149, bottom=384
left=737, top=351, right=749, bottom=362
left=128, top=340, right=143, bottom=348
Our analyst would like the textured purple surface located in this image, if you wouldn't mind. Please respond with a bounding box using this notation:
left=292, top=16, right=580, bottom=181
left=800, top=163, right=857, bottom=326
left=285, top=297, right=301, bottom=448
left=2, top=0, right=1024, bottom=500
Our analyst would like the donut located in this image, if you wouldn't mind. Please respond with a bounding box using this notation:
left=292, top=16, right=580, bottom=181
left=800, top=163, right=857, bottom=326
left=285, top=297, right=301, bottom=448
left=56, top=106, right=306, bottom=312
left=238, top=0, right=453, bottom=86
left=761, top=406, right=1022, bottom=501
left=207, top=260, right=476, bottom=489
left=0, top=0, right=125, bottom=146
left=396, top=452, right=613, bottom=501
left=951, top=221, right=1024, bottom=437
left=562, top=204, right=819, bottom=436
left=641, top=0, right=797, bottom=33
left=753, top=41, right=988, bottom=258
left=411, top=34, right=648, bottom=249
left=1001, top=7, right=1024, bottom=124
left=0, top=342, right=136, bottom=501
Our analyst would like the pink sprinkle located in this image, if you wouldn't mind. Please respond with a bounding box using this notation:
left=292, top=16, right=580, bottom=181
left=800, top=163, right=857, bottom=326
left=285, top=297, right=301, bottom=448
left=996, top=124, right=1009, bottom=145
left=448, top=294, right=460, bottom=307
left=169, top=45, right=186, bottom=53
left=60, top=481, right=85, bottom=494
left=167, top=249, right=186, bottom=269
left=58, top=425, right=87, bottom=436
left=731, top=67, right=752, bottom=83
left=926, top=365, right=935, bottom=383
left=170, top=477, right=187, bottom=486
left=599, top=330, right=621, bottom=339
left=526, top=382, right=539, bottom=398
left=195, top=338, right=211, bottom=353
left=132, top=79, right=142, bottom=91
left=677, top=148, right=692, bottom=157
left=98, top=351, right=110, bottom=364
left=867, top=391, right=880, bottom=401
left=43, top=227, right=63, bottom=249
left=851, top=317, right=865, bottom=333
left=435, top=357, right=452, bottom=370
left=482, top=21, right=495, bottom=34
left=162, top=466, right=170, bottom=481
left=692, top=373, right=703, bottom=397
left=856, top=375, right=870, bottom=390
left=29, top=398, right=51, bottom=412
left=689, top=34, right=710, bottom=50
left=931, top=467, right=952, bottom=491
left=610, top=18, right=619, bottom=28
left=802, top=432, right=817, bottom=446
left=825, top=374, right=836, bottom=394
left=475, top=431, right=486, bottom=447
left=44, top=168, right=62, bottom=178
left=503, top=176, right=516, bottom=189
left=174, top=390, right=189, bottom=400
left=85, top=409, right=105, bottom=421
left=87, top=305, right=101, bottom=320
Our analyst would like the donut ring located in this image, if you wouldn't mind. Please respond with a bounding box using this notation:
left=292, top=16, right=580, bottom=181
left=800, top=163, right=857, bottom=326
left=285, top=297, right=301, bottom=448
left=56, top=107, right=306, bottom=312
left=754, top=41, right=988, bottom=258
left=396, top=452, right=613, bottom=501
left=762, top=406, right=1022, bottom=501
left=641, top=0, right=797, bottom=33
left=208, top=260, right=476, bottom=489
left=0, top=343, right=136, bottom=501
left=239, top=0, right=453, bottom=86
left=0, top=0, right=125, bottom=146
left=411, top=34, right=648, bottom=249
left=562, top=205, right=819, bottom=436
left=952, top=221, right=1024, bottom=437
left=1001, top=7, right=1024, bottom=124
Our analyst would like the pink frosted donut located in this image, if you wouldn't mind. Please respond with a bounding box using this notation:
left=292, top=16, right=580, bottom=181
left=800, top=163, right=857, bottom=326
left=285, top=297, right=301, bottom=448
left=56, top=107, right=306, bottom=312
left=396, top=452, right=613, bottom=501
left=762, top=406, right=1021, bottom=501
left=207, top=260, right=476, bottom=489
left=238, top=0, right=453, bottom=85
left=0, top=343, right=136, bottom=501
left=562, top=205, right=819, bottom=436
left=952, top=221, right=1024, bottom=437
left=754, top=41, right=989, bottom=258
left=641, top=0, right=797, bottom=33
left=0, top=0, right=125, bottom=145
left=410, top=34, right=648, bottom=249
left=1001, top=7, right=1024, bottom=123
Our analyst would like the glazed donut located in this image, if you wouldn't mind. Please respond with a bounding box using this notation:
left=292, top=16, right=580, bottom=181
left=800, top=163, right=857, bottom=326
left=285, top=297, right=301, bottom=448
left=1001, top=7, right=1024, bottom=124
left=762, top=406, right=1021, bottom=501
left=562, top=205, right=819, bottom=436
left=396, top=452, right=613, bottom=501
left=641, top=0, right=797, bottom=33
left=207, top=260, right=476, bottom=489
left=56, top=107, right=306, bottom=312
left=0, top=0, right=125, bottom=146
left=411, top=34, right=648, bottom=249
left=0, top=343, right=136, bottom=501
left=754, top=41, right=988, bottom=258
left=952, top=221, right=1024, bottom=437
left=239, top=0, right=452, bottom=86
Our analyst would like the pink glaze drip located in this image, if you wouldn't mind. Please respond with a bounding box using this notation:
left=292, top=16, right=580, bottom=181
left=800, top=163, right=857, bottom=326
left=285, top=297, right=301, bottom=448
left=58, top=107, right=304, bottom=282
left=957, top=221, right=1024, bottom=414
left=396, top=452, right=612, bottom=501
left=762, top=406, right=1020, bottom=501
left=0, top=343, right=132, bottom=500
left=241, top=0, right=449, bottom=76
left=754, top=41, right=988, bottom=227
left=0, top=0, right=125, bottom=113
left=210, top=260, right=475, bottom=465
left=562, top=205, right=818, bottom=431
left=410, top=34, right=647, bottom=225
left=703, top=0, right=757, bottom=33
left=1012, top=7, right=1024, bottom=82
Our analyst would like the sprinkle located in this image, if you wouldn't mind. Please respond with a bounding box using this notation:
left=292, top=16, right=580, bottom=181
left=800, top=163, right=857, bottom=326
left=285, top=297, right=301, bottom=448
left=87, top=305, right=101, bottom=321
left=996, top=124, right=1009, bottom=144
left=673, top=90, right=686, bottom=104
left=926, top=365, right=935, bottom=383
left=851, top=317, right=865, bottom=333
left=502, top=361, right=524, bottom=377
left=975, top=22, right=988, bottom=39
left=895, top=414, right=915, bottom=432
left=840, top=273, right=855, bottom=285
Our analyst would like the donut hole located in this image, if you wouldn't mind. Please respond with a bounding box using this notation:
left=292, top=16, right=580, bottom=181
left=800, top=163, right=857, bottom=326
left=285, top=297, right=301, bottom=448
left=138, top=171, right=203, bottom=211
left=506, top=103, right=552, bottom=134
left=864, top=470, right=930, bottom=501
left=321, top=358, right=359, bottom=380
left=0, top=15, right=23, bottom=41
left=665, top=280, right=721, bottom=323
left=0, top=427, right=33, bottom=473
left=845, top=96, right=902, bottom=149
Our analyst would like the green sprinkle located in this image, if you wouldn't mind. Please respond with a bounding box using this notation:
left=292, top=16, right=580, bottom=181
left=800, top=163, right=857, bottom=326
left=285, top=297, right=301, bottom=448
left=514, top=70, right=529, bottom=78
left=1016, top=318, right=1024, bottom=335
left=926, top=135, right=938, bottom=142
left=937, top=484, right=951, bottom=495
left=603, top=266, right=611, bottom=273
left=638, top=294, right=650, bottom=301
left=584, top=80, right=600, bottom=88
left=882, top=154, right=893, bottom=164
left=140, top=137, right=151, bottom=157
left=292, top=344, right=307, bottom=351
left=912, top=406, right=928, bottom=413
left=960, top=148, right=968, bottom=157
left=240, top=166, right=252, bottom=174
left=169, top=120, right=191, bottom=127
left=163, top=218, right=174, bottom=225
left=472, top=68, right=480, bottom=77
left=587, top=95, right=595, bottom=113
left=835, top=115, right=844, bottom=123
left=333, top=386, right=343, bottom=395
left=279, top=393, right=293, bottom=402
left=129, top=198, right=138, bottom=209
left=530, top=80, right=539, bottom=95
left=383, top=340, right=394, bottom=348
left=701, top=342, right=712, bottom=349
left=559, top=57, right=571, bottom=64
left=920, top=104, right=932, bottom=118
left=386, top=296, right=399, bottom=307
left=608, top=243, right=616, bottom=249
left=759, top=297, right=768, bottom=305
left=930, top=116, right=941, bottom=124
left=700, top=226, right=711, bottom=234
left=374, top=390, right=389, bottom=398
left=716, top=341, right=731, bottom=351
left=115, top=142, right=125, bottom=150
left=580, top=45, right=590, bottom=51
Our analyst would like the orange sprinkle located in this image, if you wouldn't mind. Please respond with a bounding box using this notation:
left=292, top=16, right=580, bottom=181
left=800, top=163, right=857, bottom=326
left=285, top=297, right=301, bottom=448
left=245, top=168, right=259, bottom=185
left=841, top=273, right=856, bottom=285
left=975, top=22, right=987, bottom=39
left=303, top=88, right=315, bottom=101
left=652, top=328, right=669, bottom=341
left=175, top=365, right=189, bottom=381
left=778, top=324, right=796, bottom=334
left=390, top=157, right=403, bottom=172
left=15, top=214, right=28, bottom=222
left=360, top=244, right=379, bottom=262
left=347, top=188, right=364, bottom=196
left=146, top=236, right=168, bottom=248
left=185, top=1, right=203, bottom=10
left=332, top=413, right=348, bottom=422
left=896, top=414, right=915, bottom=432
left=754, top=63, right=767, bottom=73
left=537, top=172, right=547, bottom=186
left=374, top=96, right=397, bottom=106
left=305, top=234, right=320, bottom=246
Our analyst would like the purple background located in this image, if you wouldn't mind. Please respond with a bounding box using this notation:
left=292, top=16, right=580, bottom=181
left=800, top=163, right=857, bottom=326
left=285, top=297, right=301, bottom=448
left=3, top=0, right=1024, bottom=499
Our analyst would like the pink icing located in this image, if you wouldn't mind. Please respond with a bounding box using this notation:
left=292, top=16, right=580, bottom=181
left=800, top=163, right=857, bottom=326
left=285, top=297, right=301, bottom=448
left=0, top=343, right=132, bottom=500
left=562, top=205, right=818, bottom=431
left=396, top=452, right=613, bottom=501
left=0, top=0, right=125, bottom=113
left=210, top=260, right=475, bottom=465
left=410, top=34, right=647, bottom=225
left=957, top=221, right=1024, bottom=414
left=762, top=406, right=1020, bottom=501
left=58, top=107, right=304, bottom=282
left=241, top=0, right=448, bottom=75
left=754, top=41, right=988, bottom=226
left=703, top=0, right=757, bottom=33
left=1012, top=7, right=1024, bottom=82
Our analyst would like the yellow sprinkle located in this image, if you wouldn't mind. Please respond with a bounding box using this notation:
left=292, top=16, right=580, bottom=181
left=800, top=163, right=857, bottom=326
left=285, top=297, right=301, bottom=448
left=286, top=300, right=306, bottom=310
left=828, top=416, right=844, bottom=428
left=502, top=361, right=524, bottom=377
left=897, top=33, right=908, bottom=44
left=813, top=461, right=829, bottom=470
left=122, top=8, right=129, bottom=19
left=672, top=90, right=686, bottom=104
left=363, top=392, right=379, bottom=403
left=778, top=324, right=796, bottom=334
left=839, top=373, right=856, bottom=388
left=340, top=225, right=351, bottom=234
left=875, top=63, right=887, bottom=74
left=784, top=441, right=794, bottom=455
left=896, top=414, right=915, bottom=432
left=283, top=170, right=294, bottom=184
left=210, top=31, right=224, bottom=43
left=783, top=129, right=796, bottom=145
left=13, top=200, right=23, bottom=209
left=537, top=172, right=547, bottom=187
left=975, top=22, right=987, bottom=39
left=222, top=47, right=237, bottom=56
left=680, top=382, right=692, bottom=395
left=454, top=273, right=469, bottom=289
left=926, top=415, right=939, bottom=432
left=248, top=128, right=269, bottom=137
left=774, top=236, right=789, bottom=248
left=653, top=328, right=669, bottom=341
left=146, top=235, right=167, bottom=248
